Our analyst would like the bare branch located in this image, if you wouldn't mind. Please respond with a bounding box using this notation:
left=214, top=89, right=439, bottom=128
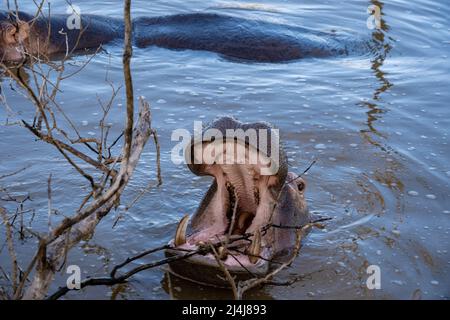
left=210, top=244, right=239, bottom=299
left=0, top=166, right=31, bottom=180
left=21, top=120, right=117, bottom=179
left=236, top=222, right=317, bottom=299
left=22, top=98, right=154, bottom=300
left=47, top=174, right=52, bottom=232
left=0, top=208, right=19, bottom=293
left=122, top=0, right=134, bottom=164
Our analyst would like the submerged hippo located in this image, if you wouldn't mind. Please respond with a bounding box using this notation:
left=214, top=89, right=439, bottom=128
left=0, top=10, right=359, bottom=63
left=165, top=117, right=311, bottom=287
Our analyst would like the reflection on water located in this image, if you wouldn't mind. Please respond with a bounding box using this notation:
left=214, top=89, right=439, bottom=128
left=361, top=0, right=392, bottom=140
left=0, top=0, right=449, bottom=299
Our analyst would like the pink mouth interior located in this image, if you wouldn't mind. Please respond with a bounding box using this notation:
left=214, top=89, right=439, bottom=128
left=173, top=142, right=279, bottom=268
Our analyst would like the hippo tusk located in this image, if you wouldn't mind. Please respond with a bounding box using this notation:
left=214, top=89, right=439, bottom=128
left=174, top=214, right=190, bottom=246
left=217, top=246, right=228, bottom=260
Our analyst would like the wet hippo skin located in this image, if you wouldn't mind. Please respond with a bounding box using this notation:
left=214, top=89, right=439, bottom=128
left=1, top=10, right=355, bottom=63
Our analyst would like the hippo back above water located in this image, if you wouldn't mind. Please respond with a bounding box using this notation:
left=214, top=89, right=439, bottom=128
left=133, top=13, right=355, bottom=62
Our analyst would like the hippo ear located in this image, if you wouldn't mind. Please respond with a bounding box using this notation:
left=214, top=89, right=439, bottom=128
left=2, top=23, right=18, bottom=45
left=16, top=21, right=30, bottom=42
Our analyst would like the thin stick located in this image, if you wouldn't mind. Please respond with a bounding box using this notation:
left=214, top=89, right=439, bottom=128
left=122, top=0, right=134, bottom=163
left=0, top=166, right=31, bottom=180
left=47, top=174, right=52, bottom=232
left=110, top=244, right=170, bottom=278
left=209, top=244, right=238, bottom=299
left=0, top=208, right=18, bottom=293
left=236, top=222, right=316, bottom=299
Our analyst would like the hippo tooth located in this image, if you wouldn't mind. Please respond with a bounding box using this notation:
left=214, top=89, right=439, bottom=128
left=248, top=230, right=261, bottom=264
left=218, top=246, right=228, bottom=260
left=174, top=214, right=190, bottom=246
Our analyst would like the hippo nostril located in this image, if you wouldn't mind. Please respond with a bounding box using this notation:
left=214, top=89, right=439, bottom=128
left=297, top=182, right=305, bottom=192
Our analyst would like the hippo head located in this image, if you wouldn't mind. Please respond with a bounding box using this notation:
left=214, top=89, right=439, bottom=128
left=0, top=11, right=30, bottom=63
left=165, top=117, right=310, bottom=287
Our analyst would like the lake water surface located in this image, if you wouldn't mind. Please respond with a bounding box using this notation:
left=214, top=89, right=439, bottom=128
left=0, top=0, right=449, bottom=299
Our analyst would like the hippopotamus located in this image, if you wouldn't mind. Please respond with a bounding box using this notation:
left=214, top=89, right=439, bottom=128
left=0, top=10, right=123, bottom=62
left=164, top=117, right=310, bottom=287
left=0, top=10, right=357, bottom=63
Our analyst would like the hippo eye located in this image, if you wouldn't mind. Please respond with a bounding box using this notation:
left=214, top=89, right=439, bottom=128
left=297, top=181, right=305, bottom=192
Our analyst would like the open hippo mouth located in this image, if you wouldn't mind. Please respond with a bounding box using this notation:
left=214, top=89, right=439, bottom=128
left=165, top=117, right=309, bottom=287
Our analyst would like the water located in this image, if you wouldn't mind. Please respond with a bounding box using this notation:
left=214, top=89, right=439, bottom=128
left=0, top=0, right=449, bottom=299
